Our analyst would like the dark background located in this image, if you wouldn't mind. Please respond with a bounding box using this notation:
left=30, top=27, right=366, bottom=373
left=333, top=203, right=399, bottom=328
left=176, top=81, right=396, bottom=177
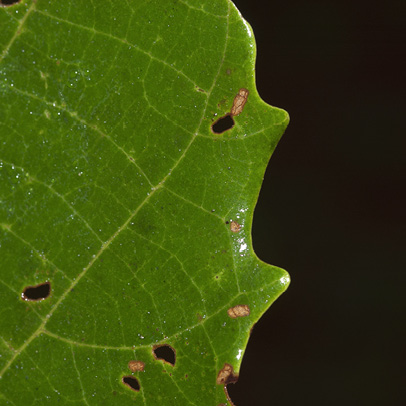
left=229, top=1, right=405, bottom=405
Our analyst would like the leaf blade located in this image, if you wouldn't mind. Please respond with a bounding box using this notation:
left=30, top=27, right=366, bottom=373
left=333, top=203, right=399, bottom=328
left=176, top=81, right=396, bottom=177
left=0, top=0, right=289, bottom=404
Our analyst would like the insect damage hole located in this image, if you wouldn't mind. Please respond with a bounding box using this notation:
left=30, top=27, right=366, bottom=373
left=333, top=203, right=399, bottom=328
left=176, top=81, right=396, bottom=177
left=0, top=0, right=21, bottom=6
left=153, top=344, right=176, bottom=366
left=21, top=282, right=51, bottom=301
left=211, top=114, right=234, bottom=134
left=122, top=376, right=140, bottom=392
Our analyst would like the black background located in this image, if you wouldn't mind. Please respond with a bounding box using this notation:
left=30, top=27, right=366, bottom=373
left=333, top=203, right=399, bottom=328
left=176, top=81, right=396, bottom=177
left=229, top=1, right=405, bottom=405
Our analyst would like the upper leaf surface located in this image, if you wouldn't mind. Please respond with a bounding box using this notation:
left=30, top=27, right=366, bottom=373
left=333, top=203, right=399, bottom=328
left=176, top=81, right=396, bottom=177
left=0, top=0, right=289, bottom=404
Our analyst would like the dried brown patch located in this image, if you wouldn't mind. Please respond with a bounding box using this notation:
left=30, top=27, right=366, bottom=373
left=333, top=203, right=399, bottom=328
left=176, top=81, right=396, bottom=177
left=227, top=305, right=250, bottom=319
left=230, top=221, right=241, bottom=233
left=216, top=363, right=239, bottom=385
left=231, top=88, right=249, bottom=116
left=128, top=360, right=145, bottom=372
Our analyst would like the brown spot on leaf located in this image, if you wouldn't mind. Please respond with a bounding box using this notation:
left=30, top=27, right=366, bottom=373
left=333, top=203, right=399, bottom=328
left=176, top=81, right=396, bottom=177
left=227, top=305, right=250, bottom=319
left=216, top=363, right=239, bottom=385
left=229, top=221, right=241, bottom=233
left=21, top=282, right=51, bottom=301
left=231, top=88, right=249, bottom=116
left=128, top=360, right=145, bottom=372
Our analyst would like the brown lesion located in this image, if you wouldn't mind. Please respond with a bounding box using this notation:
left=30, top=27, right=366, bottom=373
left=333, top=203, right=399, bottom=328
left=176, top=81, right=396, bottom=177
left=227, top=304, right=250, bottom=319
left=128, top=360, right=145, bottom=372
left=229, top=221, right=241, bottom=233
left=216, top=363, right=239, bottom=385
left=230, top=88, right=249, bottom=116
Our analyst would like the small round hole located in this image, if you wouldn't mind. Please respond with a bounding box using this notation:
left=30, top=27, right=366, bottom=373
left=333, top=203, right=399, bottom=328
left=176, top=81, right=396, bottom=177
left=211, top=114, right=235, bottom=134
left=0, top=0, right=21, bottom=6
left=21, top=282, right=51, bottom=301
left=122, top=376, right=140, bottom=391
left=153, top=344, right=176, bottom=366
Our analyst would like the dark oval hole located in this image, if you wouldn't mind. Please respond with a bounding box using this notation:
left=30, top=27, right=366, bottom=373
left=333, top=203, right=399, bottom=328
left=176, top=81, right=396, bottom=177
left=122, top=376, right=140, bottom=392
left=153, top=344, right=176, bottom=366
left=211, top=114, right=234, bottom=134
left=21, top=282, right=51, bottom=301
left=0, top=0, right=21, bottom=6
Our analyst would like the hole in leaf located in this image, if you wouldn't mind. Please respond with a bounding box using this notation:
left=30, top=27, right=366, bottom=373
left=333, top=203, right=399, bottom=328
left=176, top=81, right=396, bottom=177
left=224, top=385, right=237, bottom=406
left=122, top=376, right=140, bottom=391
left=211, top=114, right=234, bottom=134
left=153, top=344, right=176, bottom=366
left=21, top=282, right=51, bottom=301
left=0, top=0, right=21, bottom=5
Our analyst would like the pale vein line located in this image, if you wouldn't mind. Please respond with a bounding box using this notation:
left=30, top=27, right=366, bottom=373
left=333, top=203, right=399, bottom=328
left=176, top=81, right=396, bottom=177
left=178, top=0, right=228, bottom=19
left=0, top=1, right=36, bottom=64
left=70, top=344, right=90, bottom=406
left=0, top=336, right=15, bottom=353
left=196, top=2, right=231, bottom=372
left=1, top=0, right=240, bottom=381
left=39, top=274, right=273, bottom=352
left=0, top=392, right=17, bottom=406
left=163, top=185, right=225, bottom=221
left=3, top=84, right=155, bottom=189
left=1, top=224, right=72, bottom=284
left=0, top=187, right=159, bottom=378
left=0, top=160, right=103, bottom=247
left=35, top=9, right=200, bottom=89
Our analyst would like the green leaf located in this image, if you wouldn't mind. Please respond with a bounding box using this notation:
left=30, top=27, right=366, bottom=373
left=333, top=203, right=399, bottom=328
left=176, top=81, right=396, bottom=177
left=0, top=0, right=289, bottom=404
